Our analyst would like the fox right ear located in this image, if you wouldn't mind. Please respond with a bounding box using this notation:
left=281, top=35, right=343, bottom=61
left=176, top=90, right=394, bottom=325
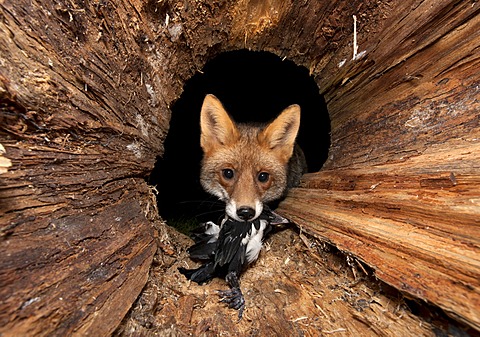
left=200, top=94, right=239, bottom=154
left=260, top=104, right=301, bottom=162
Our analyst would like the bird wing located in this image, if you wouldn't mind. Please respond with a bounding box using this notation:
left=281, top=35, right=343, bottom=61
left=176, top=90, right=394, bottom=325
left=214, top=218, right=251, bottom=269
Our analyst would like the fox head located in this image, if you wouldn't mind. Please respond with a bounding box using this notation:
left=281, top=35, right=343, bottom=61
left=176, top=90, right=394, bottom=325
left=199, top=94, right=301, bottom=222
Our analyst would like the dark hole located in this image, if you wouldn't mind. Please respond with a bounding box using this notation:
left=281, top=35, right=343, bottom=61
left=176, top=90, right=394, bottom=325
left=149, top=50, right=330, bottom=231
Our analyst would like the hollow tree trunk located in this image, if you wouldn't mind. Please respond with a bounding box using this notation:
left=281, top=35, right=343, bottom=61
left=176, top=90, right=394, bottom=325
left=0, top=1, right=171, bottom=335
left=278, top=1, right=480, bottom=330
left=1, top=0, right=479, bottom=335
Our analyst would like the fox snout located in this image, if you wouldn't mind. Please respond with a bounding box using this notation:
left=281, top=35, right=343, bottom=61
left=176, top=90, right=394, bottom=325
left=226, top=199, right=263, bottom=222
left=220, top=167, right=266, bottom=221
left=236, top=206, right=256, bottom=221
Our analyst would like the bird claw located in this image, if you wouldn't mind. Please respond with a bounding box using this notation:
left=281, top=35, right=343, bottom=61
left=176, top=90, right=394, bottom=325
left=218, top=287, right=245, bottom=320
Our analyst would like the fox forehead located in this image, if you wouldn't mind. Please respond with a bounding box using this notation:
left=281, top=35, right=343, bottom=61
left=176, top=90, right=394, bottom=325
left=203, top=138, right=286, bottom=172
left=205, top=123, right=284, bottom=158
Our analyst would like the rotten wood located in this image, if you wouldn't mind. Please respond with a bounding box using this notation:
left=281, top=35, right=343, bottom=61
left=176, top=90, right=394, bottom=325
left=277, top=0, right=480, bottom=331
left=0, top=141, right=159, bottom=336
left=1, top=0, right=479, bottom=335
left=115, top=225, right=445, bottom=336
left=279, top=141, right=480, bottom=330
left=0, top=0, right=172, bottom=334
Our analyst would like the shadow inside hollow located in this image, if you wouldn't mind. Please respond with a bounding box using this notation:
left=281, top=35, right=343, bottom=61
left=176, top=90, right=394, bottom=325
left=149, top=50, right=330, bottom=231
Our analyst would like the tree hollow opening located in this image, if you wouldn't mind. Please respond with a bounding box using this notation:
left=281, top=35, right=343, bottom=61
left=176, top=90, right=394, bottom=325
left=150, top=50, right=330, bottom=230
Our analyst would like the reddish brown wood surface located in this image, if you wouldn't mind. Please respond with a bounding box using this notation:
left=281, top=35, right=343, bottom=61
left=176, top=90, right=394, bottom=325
left=0, top=0, right=169, bottom=334
left=1, top=0, right=479, bottom=335
left=277, top=0, right=480, bottom=330
left=115, top=225, right=442, bottom=337
left=279, top=142, right=480, bottom=329
left=0, top=142, right=158, bottom=335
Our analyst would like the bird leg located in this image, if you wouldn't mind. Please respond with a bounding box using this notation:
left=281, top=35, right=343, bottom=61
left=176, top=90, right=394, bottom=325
left=218, top=271, right=245, bottom=320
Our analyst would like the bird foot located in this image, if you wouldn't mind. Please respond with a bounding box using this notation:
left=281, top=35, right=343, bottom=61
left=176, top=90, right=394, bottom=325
left=218, top=287, right=245, bottom=320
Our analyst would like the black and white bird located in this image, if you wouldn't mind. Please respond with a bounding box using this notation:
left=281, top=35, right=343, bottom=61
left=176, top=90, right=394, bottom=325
left=178, top=207, right=290, bottom=319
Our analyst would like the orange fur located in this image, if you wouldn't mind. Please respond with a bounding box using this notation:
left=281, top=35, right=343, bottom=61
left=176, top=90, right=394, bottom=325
left=200, top=94, right=303, bottom=221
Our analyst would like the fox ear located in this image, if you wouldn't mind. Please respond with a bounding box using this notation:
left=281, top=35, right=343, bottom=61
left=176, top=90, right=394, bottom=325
left=260, top=104, right=301, bottom=161
left=200, top=94, right=239, bottom=153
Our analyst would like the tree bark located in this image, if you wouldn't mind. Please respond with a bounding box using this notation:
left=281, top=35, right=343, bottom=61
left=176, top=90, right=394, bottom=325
left=1, top=0, right=479, bottom=335
left=278, top=0, right=480, bottom=330
left=0, top=0, right=169, bottom=335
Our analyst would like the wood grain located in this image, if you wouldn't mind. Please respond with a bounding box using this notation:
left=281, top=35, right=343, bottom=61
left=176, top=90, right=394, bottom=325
left=1, top=0, right=479, bottom=334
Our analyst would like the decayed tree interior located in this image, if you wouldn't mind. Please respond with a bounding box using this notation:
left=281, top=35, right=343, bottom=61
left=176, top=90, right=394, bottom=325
left=0, top=0, right=479, bottom=336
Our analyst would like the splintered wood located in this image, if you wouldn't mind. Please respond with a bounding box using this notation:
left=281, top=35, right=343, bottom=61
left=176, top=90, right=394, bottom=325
left=1, top=0, right=479, bottom=335
left=114, top=225, right=438, bottom=337
left=278, top=141, right=480, bottom=331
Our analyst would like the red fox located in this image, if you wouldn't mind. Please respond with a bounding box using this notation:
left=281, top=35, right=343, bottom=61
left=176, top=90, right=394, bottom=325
left=199, top=94, right=307, bottom=222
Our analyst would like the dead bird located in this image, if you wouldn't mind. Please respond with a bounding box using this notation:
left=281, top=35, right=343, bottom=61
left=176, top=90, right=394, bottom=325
left=178, top=206, right=290, bottom=319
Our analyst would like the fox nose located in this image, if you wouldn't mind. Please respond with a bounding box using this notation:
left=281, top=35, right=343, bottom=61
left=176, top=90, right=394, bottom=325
left=237, top=207, right=255, bottom=221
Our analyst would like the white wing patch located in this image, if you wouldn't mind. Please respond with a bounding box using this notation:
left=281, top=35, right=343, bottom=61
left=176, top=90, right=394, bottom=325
left=245, top=220, right=268, bottom=263
left=204, top=221, right=220, bottom=243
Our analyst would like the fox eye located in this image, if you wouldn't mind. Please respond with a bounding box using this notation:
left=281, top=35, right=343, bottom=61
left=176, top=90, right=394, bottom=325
left=258, top=172, right=270, bottom=183
left=222, top=168, right=234, bottom=180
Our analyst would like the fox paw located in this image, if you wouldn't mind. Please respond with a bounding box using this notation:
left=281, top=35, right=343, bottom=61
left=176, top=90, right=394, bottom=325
left=218, top=287, right=245, bottom=319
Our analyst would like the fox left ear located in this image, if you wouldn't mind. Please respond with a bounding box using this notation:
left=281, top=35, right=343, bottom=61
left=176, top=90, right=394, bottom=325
left=260, top=104, right=301, bottom=161
left=200, top=94, right=239, bottom=154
